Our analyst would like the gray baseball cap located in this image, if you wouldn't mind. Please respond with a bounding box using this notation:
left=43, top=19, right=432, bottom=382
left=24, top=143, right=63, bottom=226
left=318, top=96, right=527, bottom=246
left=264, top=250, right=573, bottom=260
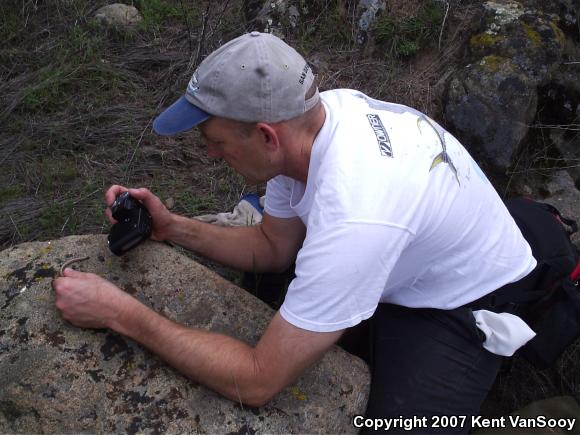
left=153, top=31, right=319, bottom=135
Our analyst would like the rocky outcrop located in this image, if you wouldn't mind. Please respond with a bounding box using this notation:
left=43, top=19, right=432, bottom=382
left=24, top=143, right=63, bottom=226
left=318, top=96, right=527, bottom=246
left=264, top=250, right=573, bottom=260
left=244, top=0, right=302, bottom=37
left=0, top=235, right=369, bottom=434
left=444, top=0, right=573, bottom=171
left=244, top=0, right=387, bottom=46
left=355, top=0, right=386, bottom=45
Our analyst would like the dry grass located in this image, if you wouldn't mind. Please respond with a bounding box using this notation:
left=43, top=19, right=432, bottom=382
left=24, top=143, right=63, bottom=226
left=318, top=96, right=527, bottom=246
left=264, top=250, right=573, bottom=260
left=0, top=0, right=251, bottom=249
left=0, top=0, right=473, bottom=250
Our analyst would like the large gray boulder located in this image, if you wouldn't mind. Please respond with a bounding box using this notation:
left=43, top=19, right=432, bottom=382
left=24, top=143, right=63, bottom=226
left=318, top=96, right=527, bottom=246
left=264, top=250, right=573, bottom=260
left=0, top=235, right=369, bottom=434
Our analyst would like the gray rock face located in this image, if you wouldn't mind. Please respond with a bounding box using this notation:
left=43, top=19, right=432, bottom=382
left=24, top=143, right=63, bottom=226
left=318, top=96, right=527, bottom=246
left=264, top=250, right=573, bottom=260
left=544, top=171, right=580, bottom=245
left=0, top=235, right=369, bottom=434
left=537, top=0, right=579, bottom=31
left=355, top=0, right=386, bottom=45
left=444, top=0, right=568, bottom=170
left=445, top=58, right=538, bottom=169
left=537, top=69, right=580, bottom=189
left=94, top=3, right=143, bottom=27
left=244, top=0, right=302, bottom=37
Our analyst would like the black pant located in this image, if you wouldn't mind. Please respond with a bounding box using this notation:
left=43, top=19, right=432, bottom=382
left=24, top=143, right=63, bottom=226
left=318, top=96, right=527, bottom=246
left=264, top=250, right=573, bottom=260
left=341, top=304, right=502, bottom=434
left=246, top=270, right=504, bottom=433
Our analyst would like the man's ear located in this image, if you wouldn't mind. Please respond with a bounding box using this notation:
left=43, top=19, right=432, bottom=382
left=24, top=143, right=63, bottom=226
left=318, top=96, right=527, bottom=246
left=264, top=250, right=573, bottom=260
left=256, top=123, right=280, bottom=151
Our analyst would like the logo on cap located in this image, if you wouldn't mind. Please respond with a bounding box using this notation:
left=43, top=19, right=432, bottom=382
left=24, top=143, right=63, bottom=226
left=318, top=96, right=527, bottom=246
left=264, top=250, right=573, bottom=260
left=187, top=72, right=200, bottom=96
left=299, top=63, right=310, bottom=85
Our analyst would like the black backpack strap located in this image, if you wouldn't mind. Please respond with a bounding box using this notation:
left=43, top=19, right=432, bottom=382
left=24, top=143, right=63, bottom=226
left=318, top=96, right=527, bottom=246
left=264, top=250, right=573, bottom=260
left=465, top=263, right=549, bottom=313
left=466, top=197, right=579, bottom=314
left=539, top=203, right=578, bottom=235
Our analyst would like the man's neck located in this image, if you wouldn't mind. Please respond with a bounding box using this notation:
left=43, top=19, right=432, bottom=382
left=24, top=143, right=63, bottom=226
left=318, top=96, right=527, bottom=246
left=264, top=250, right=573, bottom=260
left=281, top=104, right=326, bottom=184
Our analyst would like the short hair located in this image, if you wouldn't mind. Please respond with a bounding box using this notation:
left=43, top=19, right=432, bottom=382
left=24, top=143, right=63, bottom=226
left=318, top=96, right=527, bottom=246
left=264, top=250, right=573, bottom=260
left=305, top=81, right=318, bottom=100
left=233, top=80, right=320, bottom=138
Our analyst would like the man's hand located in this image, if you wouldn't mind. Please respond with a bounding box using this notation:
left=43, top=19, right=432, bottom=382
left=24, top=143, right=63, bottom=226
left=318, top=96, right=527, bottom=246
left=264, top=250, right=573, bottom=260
left=105, top=185, right=174, bottom=242
left=53, top=268, right=133, bottom=329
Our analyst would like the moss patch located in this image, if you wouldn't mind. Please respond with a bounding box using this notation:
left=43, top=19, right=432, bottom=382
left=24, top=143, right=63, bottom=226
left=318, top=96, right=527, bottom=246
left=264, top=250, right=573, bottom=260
left=522, top=22, right=542, bottom=47
left=470, top=32, right=504, bottom=49
left=479, top=55, right=511, bottom=73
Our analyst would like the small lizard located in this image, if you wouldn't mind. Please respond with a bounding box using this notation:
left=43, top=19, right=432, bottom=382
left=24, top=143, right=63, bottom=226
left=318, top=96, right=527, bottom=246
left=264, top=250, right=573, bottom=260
left=59, top=256, right=90, bottom=277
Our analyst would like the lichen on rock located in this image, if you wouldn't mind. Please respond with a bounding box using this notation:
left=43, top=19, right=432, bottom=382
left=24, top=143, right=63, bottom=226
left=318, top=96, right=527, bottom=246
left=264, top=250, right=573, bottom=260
left=470, top=32, right=505, bottom=49
left=444, top=0, right=571, bottom=172
left=0, top=235, right=369, bottom=434
left=483, top=0, right=526, bottom=29
left=478, top=54, right=513, bottom=73
left=522, top=22, right=543, bottom=46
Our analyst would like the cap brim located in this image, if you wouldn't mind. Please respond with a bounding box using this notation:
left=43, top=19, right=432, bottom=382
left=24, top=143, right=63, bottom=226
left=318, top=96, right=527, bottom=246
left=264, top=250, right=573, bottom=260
left=153, top=96, right=211, bottom=136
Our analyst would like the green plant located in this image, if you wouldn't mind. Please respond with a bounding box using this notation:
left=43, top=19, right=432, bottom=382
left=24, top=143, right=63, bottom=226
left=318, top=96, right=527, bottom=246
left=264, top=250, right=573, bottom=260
left=64, top=25, right=103, bottom=63
left=18, top=61, right=137, bottom=116
left=397, top=40, right=418, bottom=57
left=39, top=201, right=75, bottom=233
left=297, top=0, right=354, bottom=51
left=373, top=1, right=444, bottom=57
left=37, top=159, right=79, bottom=192
left=20, top=67, right=70, bottom=112
left=136, top=0, right=181, bottom=33
left=0, top=186, right=25, bottom=206
left=0, top=5, right=20, bottom=41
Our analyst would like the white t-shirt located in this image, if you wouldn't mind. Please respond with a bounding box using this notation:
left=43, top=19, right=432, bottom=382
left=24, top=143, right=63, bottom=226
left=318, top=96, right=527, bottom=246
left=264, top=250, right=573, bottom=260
left=265, top=89, right=536, bottom=333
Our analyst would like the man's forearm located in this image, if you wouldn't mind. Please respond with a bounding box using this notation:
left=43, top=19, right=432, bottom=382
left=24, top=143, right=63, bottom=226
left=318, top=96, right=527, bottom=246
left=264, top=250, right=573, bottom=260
left=110, top=297, right=272, bottom=406
left=165, top=213, right=288, bottom=273
left=55, top=268, right=341, bottom=408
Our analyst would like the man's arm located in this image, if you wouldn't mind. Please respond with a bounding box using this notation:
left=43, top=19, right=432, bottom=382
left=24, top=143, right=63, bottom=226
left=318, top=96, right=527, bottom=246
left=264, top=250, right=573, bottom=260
left=105, top=186, right=305, bottom=273
left=53, top=270, right=343, bottom=407
left=168, top=211, right=304, bottom=273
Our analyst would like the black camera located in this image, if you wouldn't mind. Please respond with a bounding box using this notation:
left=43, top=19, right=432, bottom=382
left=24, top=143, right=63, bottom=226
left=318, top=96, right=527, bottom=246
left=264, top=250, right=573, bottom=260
left=108, top=192, right=152, bottom=256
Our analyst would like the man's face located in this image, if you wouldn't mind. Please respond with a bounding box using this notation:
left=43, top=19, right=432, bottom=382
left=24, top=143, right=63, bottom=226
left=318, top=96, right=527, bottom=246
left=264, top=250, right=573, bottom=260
left=198, top=117, right=279, bottom=185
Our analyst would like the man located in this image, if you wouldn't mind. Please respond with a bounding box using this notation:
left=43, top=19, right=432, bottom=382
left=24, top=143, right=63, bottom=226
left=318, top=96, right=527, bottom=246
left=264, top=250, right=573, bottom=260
left=53, top=32, right=537, bottom=432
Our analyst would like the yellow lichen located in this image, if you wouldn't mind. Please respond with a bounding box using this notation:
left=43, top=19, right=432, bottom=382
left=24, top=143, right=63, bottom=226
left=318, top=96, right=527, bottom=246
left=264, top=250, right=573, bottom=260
left=549, top=21, right=566, bottom=46
left=470, top=32, right=503, bottom=48
left=290, top=387, right=307, bottom=401
left=522, top=23, right=542, bottom=47
left=40, top=242, right=53, bottom=255
left=479, top=55, right=509, bottom=72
